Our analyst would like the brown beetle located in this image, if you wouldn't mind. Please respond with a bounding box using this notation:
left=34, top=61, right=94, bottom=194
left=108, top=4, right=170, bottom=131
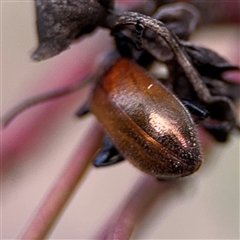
left=90, top=58, right=202, bottom=179
left=4, top=1, right=238, bottom=180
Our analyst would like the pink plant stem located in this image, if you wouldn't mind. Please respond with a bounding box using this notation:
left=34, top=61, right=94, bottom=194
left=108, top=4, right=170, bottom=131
left=93, top=129, right=211, bottom=240
left=19, top=119, right=104, bottom=240
left=97, top=175, right=173, bottom=240
left=1, top=74, right=92, bottom=127
left=1, top=60, right=93, bottom=170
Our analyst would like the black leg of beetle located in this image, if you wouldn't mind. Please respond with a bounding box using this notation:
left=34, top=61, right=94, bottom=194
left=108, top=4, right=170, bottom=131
left=135, top=20, right=144, bottom=50
left=112, top=22, right=144, bottom=57
left=181, top=99, right=209, bottom=122
left=111, top=31, right=134, bottom=58
left=76, top=101, right=90, bottom=117
left=93, top=134, right=125, bottom=167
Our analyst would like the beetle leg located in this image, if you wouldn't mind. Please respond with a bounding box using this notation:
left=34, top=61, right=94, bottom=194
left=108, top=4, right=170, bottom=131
left=181, top=99, right=209, bottom=122
left=135, top=20, right=144, bottom=50
left=111, top=31, right=134, bottom=58
left=112, top=21, right=145, bottom=56
left=181, top=98, right=239, bottom=142
left=93, top=134, right=125, bottom=167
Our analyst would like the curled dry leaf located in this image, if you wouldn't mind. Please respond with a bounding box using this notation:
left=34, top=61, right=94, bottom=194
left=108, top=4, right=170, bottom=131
left=32, top=0, right=113, bottom=60
left=184, top=43, right=239, bottom=78
left=153, top=3, right=200, bottom=40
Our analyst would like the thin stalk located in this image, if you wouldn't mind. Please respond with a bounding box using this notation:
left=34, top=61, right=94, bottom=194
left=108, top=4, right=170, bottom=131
left=2, top=75, right=93, bottom=127
left=95, top=175, right=173, bottom=240
left=19, top=119, right=104, bottom=240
